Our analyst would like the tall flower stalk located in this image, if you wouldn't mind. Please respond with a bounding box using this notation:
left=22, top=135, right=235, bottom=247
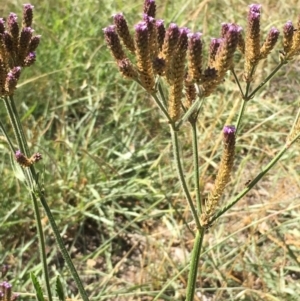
left=104, top=1, right=300, bottom=299
left=0, top=5, right=90, bottom=301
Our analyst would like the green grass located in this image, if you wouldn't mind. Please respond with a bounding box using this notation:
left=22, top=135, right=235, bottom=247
left=1, top=0, right=300, bottom=300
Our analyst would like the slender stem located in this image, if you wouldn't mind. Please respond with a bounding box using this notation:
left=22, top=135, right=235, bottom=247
left=151, top=91, right=173, bottom=123
left=235, top=99, right=247, bottom=136
left=170, top=125, right=201, bottom=229
left=30, top=192, right=53, bottom=301
left=290, top=104, right=300, bottom=135
left=0, top=119, right=16, bottom=153
left=210, top=133, right=300, bottom=224
left=185, top=229, right=205, bottom=301
left=175, top=96, right=204, bottom=130
left=248, top=61, right=285, bottom=99
left=231, top=68, right=244, bottom=99
left=9, top=96, right=30, bottom=157
left=157, top=80, right=167, bottom=108
left=37, top=189, right=90, bottom=301
left=191, top=122, right=201, bottom=213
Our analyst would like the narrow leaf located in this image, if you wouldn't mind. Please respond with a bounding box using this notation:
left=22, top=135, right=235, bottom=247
left=30, top=273, right=46, bottom=301
left=56, top=276, right=66, bottom=301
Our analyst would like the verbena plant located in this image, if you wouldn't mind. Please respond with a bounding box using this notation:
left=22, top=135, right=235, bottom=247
left=1, top=1, right=300, bottom=301
left=103, top=0, right=300, bottom=300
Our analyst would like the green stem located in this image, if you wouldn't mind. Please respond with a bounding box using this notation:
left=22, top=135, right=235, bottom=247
left=31, top=192, right=53, bottom=301
left=210, top=133, right=300, bottom=224
left=235, top=99, right=247, bottom=135
left=175, top=96, right=204, bottom=130
left=191, top=122, right=201, bottom=213
left=170, top=125, right=201, bottom=229
left=248, top=61, right=285, bottom=99
left=8, top=96, right=31, bottom=156
left=231, top=69, right=244, bottom=98
left=37, top=189, right=90, bottom=301
left=0, top=119, right=16, bottom=153
left=151, top=91, right=173, bottom=123
left=2, top=96, right=53, bottom=301
left=185, top=229, right=205, bottom=301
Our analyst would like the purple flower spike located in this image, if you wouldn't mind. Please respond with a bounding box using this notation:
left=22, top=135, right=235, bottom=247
left=187, top=32, right=203, bottom=82
left=283, top=21, right=294, bottom=54
left=209, top=38, right=222, bottom=61
left=177, top=27, right=189, bottom=51
left=23, top=3, right=34, bottom=27
left=113, top=13, right=135, bottom=53
left=5, top=67, right=22, bottom=94
left=19, top=27, right=34, bottom=52
left=156, top=19, right=165, bottom=49
left=161, top=23, right=180, bottom=54
left=28, top=34, right=41, bottom=52
left=7, top=13, right=19, bottom=39
left=103, top=25, right=126, bottom=60
left=143, top=0, right=156, bottom=18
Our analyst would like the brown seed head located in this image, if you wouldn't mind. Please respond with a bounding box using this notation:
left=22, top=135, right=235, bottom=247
left=159, top=23, right=180, bottom=76
left=134, top=21, right=155, bottom=92
left=237, top=30, right=245, bottom=54
left=156, top=19, right=165, bottom=51
left=168, top=27, right=189, bottom=121
left=103, top=25, right=126, bottom=61
left=200, top=125, right=236, bottom=227
left=18, top=27, right=33, bottom=64
left=260, top=27, right=279, bottom=59
left=244, top=4, right=261, bottom=82
left=289, top=16, right=300, bottom=58
left=113, top=13, right=135, bottom=53
left=117, top=58, right=138, bottom=79
left=209, top=38, right=222, bottom=66
left=283, top=21, right=294, bottom=56
left=143, top=14, right=158, bottom=58
left=187, top=32, right=202, bottom=83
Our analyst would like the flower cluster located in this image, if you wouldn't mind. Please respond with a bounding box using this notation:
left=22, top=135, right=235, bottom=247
left=103, top=0, right=242, bottom=121
left=0, top=4, right=40, bottom=96
left=15, top=150, right=42, bottom=168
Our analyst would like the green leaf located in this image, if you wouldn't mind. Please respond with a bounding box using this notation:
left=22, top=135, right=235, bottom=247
left=56, top=276, right=65, bottom=301
left=30, top=273, right=46, bottom=301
